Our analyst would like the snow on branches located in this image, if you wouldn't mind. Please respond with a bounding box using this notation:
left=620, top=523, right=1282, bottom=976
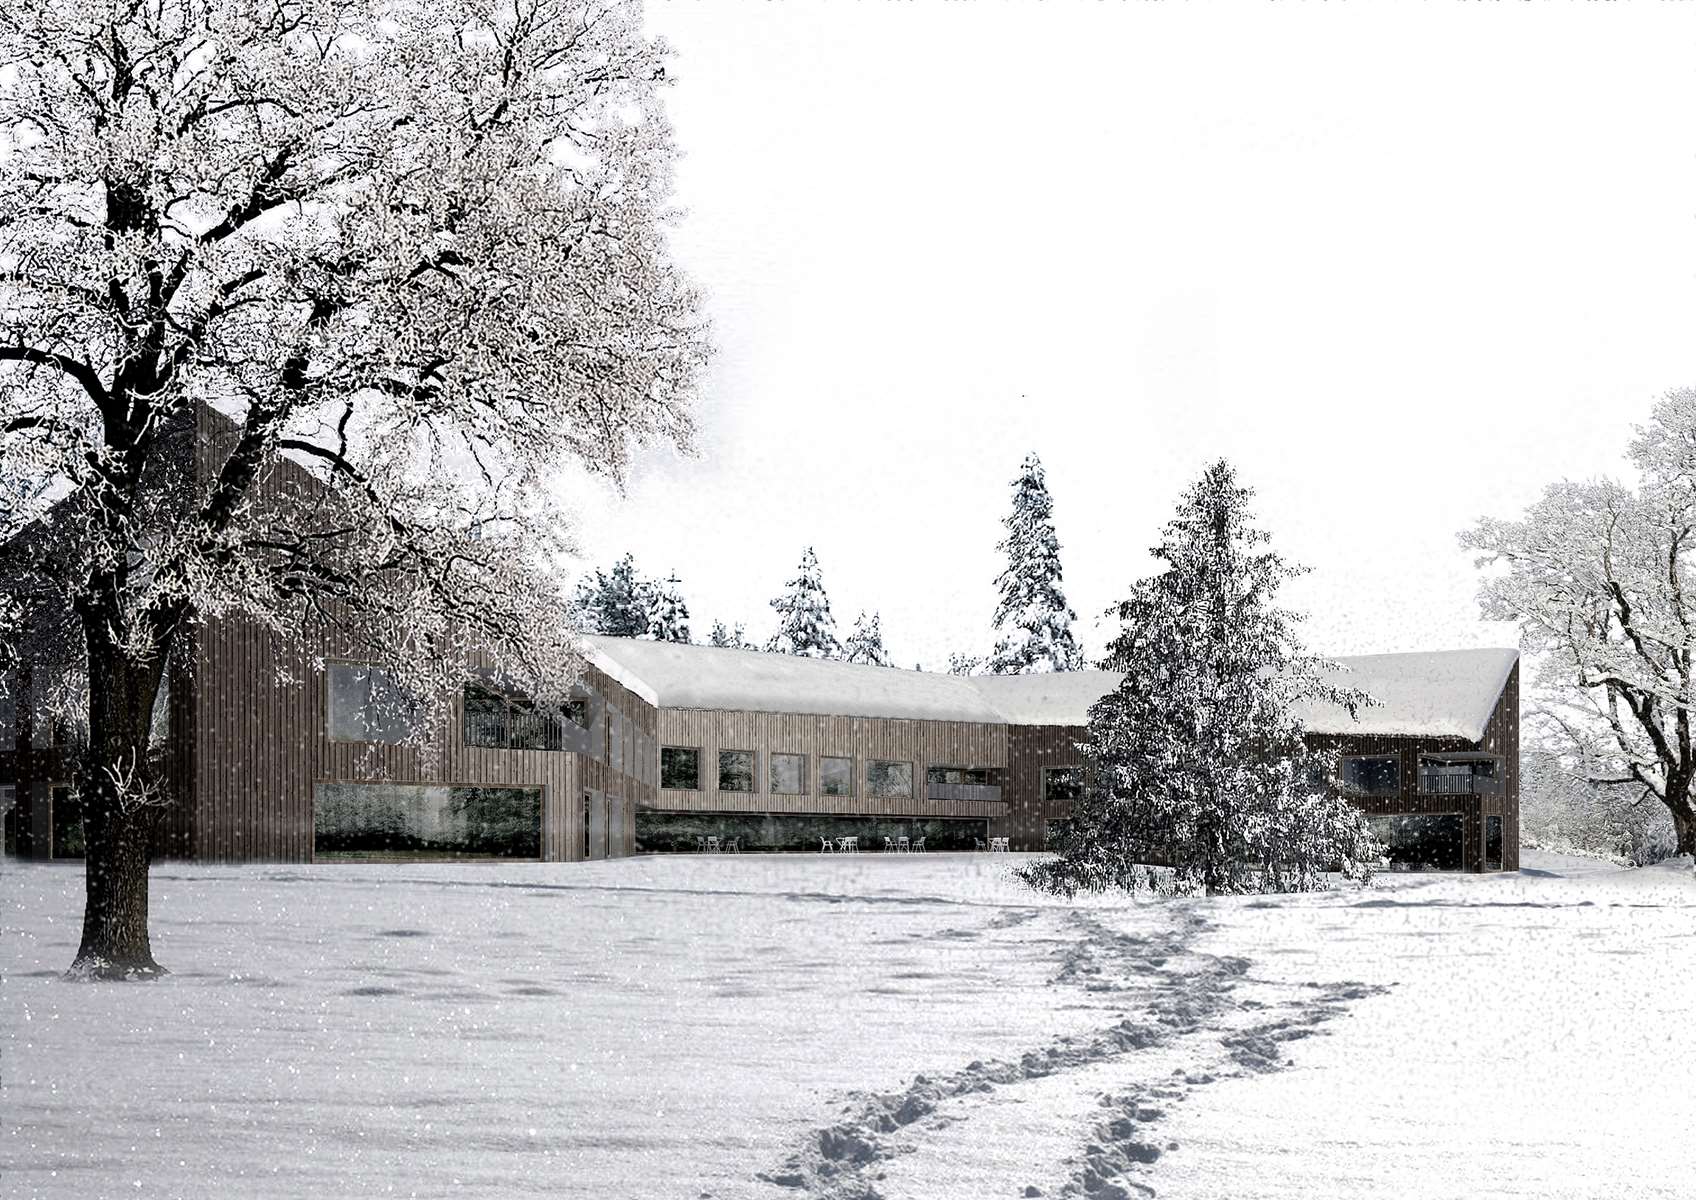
left=766, top=546, right=841, bottom=659
left=1023, top=460, right=1380, bottom=897
left=1461, top=391, right=1696, bottom=854
left=985, top=453, right=1083, bottom=674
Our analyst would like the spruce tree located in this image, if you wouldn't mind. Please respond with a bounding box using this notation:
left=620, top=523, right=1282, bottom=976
left=645, top=573, right=692, bottom=643
left=707, top=620, right=753, bottom=650
left=986, top=453, right=1083, bottom=674
left=1021, top=460, right=1381, bottom=897
left=844, top=611, right=894, bottom=667
left=766, top=547, right=843, bottom=658
left=573, top=553, right=651, bottom=637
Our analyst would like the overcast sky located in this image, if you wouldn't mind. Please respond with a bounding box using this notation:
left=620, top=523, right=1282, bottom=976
left=560, top=0, right=1696, bottom=669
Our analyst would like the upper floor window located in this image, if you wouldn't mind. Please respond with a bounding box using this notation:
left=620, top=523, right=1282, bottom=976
left=719, top=750, right=756, bottom=793
left=1340, top=754, right=1400, bottom=797
left=1418, top=754, right=1501, bottom=795
left=328, top=663, right=415, bottom=744
left=462, top=682, right=576, bottom=751
left=927, top=766, right=994, bottom=786
left=771, top=752, right=807, bottom=795
left=1042, top=767, right=1083, bottom=803
left=866, top=759, right=912, bottom=799
left=661, top=746, right=700, bottom=790
left=820, top=755, right=855, bottom=797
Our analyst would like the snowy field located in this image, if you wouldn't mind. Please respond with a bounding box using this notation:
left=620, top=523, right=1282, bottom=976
left=3, top=851, right=1691, bottom=1200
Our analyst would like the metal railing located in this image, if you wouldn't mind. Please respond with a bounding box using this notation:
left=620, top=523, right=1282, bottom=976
left=464, top=708, right=566, bottom=752
left=926, top=782, right=1003, bottom=804
left=1418, top=773, right=1501, bottom=796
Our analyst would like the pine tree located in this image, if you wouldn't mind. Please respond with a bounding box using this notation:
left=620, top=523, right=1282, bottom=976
left=573, top=553, right=651, bottom=637
left=645, top=573, right=692, bottom=643
left=844, top=611, right=893, bottom=667
left=985, top=453, right=1084, bottom=674
left=946, top=652, right=981, bottom=676
left=1021, top=460, right=1381, bottom=898
left=707, top=620, right=754, bottom=650
left=766, top=547, right=843, bottom=658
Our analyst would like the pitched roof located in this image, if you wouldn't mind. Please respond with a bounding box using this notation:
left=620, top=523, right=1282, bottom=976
left=583, top=637, right=1518, bottom=743
left=1291, top=647, right=1520, bottom=743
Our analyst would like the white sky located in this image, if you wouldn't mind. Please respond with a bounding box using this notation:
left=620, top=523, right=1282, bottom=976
left=561, top=0, right=1696, bottom=669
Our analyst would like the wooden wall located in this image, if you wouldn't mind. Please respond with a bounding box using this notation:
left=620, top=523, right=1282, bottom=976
left=650, top=708, right=1007, bottom=822
left=179, top=406, right=655, bottom=863
left=1306, top=661, right=1521, bottom=872
left=1000, top=723, right=1089, bottom=850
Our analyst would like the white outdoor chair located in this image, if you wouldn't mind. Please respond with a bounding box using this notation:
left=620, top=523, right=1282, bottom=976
left=725, top=837, right=739, bottom=854
left=974, top=837, right=986, bottom=852
left=883, top=837, right=895, bottom=853
left=696, top=835, right=708, bottom=853
left=912, top=838, right=925, bottom=853
left=820, top=836, right=833, bottom=853
left=845, top=836, right=859, bottom=853
left=706, top=835, right=721, bottom=853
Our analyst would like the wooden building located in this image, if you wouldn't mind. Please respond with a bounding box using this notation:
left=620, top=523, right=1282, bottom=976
left=3, top=609, right=1519, bottom=870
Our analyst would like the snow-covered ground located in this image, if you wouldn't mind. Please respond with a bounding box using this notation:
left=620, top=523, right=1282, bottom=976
left=3, top=851, right=1691, bottom=1199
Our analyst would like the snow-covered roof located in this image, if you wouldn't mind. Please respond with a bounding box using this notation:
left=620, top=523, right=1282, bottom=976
left=583, top=638, right=1518, bottom=742
left=580, top=636, right=1008, bottom=723
left=1291, top=648, right=1519, bottom=743
left=961, top=671, right=1124, bottom=726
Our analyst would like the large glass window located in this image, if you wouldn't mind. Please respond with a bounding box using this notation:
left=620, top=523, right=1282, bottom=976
left=719, top=750, right=756, bottom=793
left=1367, top=813, right=1464, bottom=871
left=771, top=752, right=807, bottom=795
left=1341, top=755, right=1400, bottom=797
left=313, top=782, right=540, bottom=859
left=866, top=759, right=913, bottom=799
left=661, top=747, right=700, bottom=790
left=328, top=663, right=415, bottom=744
left=820, top=756, right=854, bottom=797
left=1042, top=767, right=1084, bottom=802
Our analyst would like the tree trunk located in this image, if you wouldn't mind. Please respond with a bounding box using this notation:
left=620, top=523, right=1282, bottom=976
left=69, top=634, right=167, bottom=980
left=1671, top=803, right=1696, bottom=860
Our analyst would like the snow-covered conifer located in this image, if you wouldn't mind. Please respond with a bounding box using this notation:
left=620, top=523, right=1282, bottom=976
left=766, top=548, right=842, bottom=658
left=644, top=573, right=692, bottom=643
left=707, top=620, right=754, bottom=650
left=844, top=612, right=893, bottom=667
left=946, top=652, right=982, bottom=676
left=985, top=453, right=1083, bottom=674
left=1022, top=460, right=1381, bottom=897
left=574, top=555, right=653, bottom=638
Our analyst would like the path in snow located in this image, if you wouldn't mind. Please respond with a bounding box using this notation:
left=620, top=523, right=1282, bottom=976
left=751, top=907, right=1387, bottom=1200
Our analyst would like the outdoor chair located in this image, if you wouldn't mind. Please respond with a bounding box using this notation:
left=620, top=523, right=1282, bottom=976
left=706, top=835, right=721, bottom=853
left=725, top=837, right=739, bottom=853
left=883, top=837, right=895, bottom=852
left=696, top=835, right=708, bottom=853
left=896, top=836, right=910, bottom=852
left=974, top=837, right=985, bottom=851
left=820, top=836, right=833, bottom=853
left=912, top=838, right=925, bottom=853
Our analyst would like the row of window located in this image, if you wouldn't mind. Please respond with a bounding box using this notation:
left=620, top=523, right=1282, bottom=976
left=1338, top=753, right=1502, bottom=797
left=660, top=748, right=912, bottom=798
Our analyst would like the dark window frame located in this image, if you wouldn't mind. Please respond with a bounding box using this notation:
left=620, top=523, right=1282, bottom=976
left=770, top=751, right=808, bottom=796
left=718, top=749, right=757, bottom=793
left=661, top=746, right=701, bottom=791
left=1042, top=766, right=1084, bottom=803
left=1340, top=754, right=1401, bottom=798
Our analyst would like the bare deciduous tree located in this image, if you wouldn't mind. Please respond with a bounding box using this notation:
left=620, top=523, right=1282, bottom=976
left=0, top=0, right=709, bottom=977
left=1462, top=392, right=1696, bottom=858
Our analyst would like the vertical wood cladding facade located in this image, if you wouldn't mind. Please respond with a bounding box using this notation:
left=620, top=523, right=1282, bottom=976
left=176, top=613, right=655, bottom=863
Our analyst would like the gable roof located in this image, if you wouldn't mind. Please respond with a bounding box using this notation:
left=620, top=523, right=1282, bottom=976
left=583, top=637, right=1518, bottom=743
left=1290, top=648, right=1520, bottom=743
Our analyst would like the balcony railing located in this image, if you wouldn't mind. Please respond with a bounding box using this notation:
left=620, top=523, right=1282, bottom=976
left=465, top=708, right=568, bottom=752
left=926, top=782, right=1003, bottom=804
left=1418, top=773, right=1501, bottom=796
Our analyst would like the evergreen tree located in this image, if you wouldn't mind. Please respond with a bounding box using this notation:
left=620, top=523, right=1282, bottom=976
left=573, top=553, right=651, bottom=637
left=985, top=453, right=1083, bottom=674
left=844, top=611, right=893, bottom=667
left=946, top=652, right=981, bottom=676
left=707, top=620, right=754, bottom=650
left=766, top=547, right=843, bottom=658
left=645, top=573, right=692, bottom=643
left=1021, top=460, right=1381, bottom=898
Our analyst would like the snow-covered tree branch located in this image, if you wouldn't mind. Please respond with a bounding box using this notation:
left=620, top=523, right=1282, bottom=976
left=0, top=0, right=709, bottom=977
